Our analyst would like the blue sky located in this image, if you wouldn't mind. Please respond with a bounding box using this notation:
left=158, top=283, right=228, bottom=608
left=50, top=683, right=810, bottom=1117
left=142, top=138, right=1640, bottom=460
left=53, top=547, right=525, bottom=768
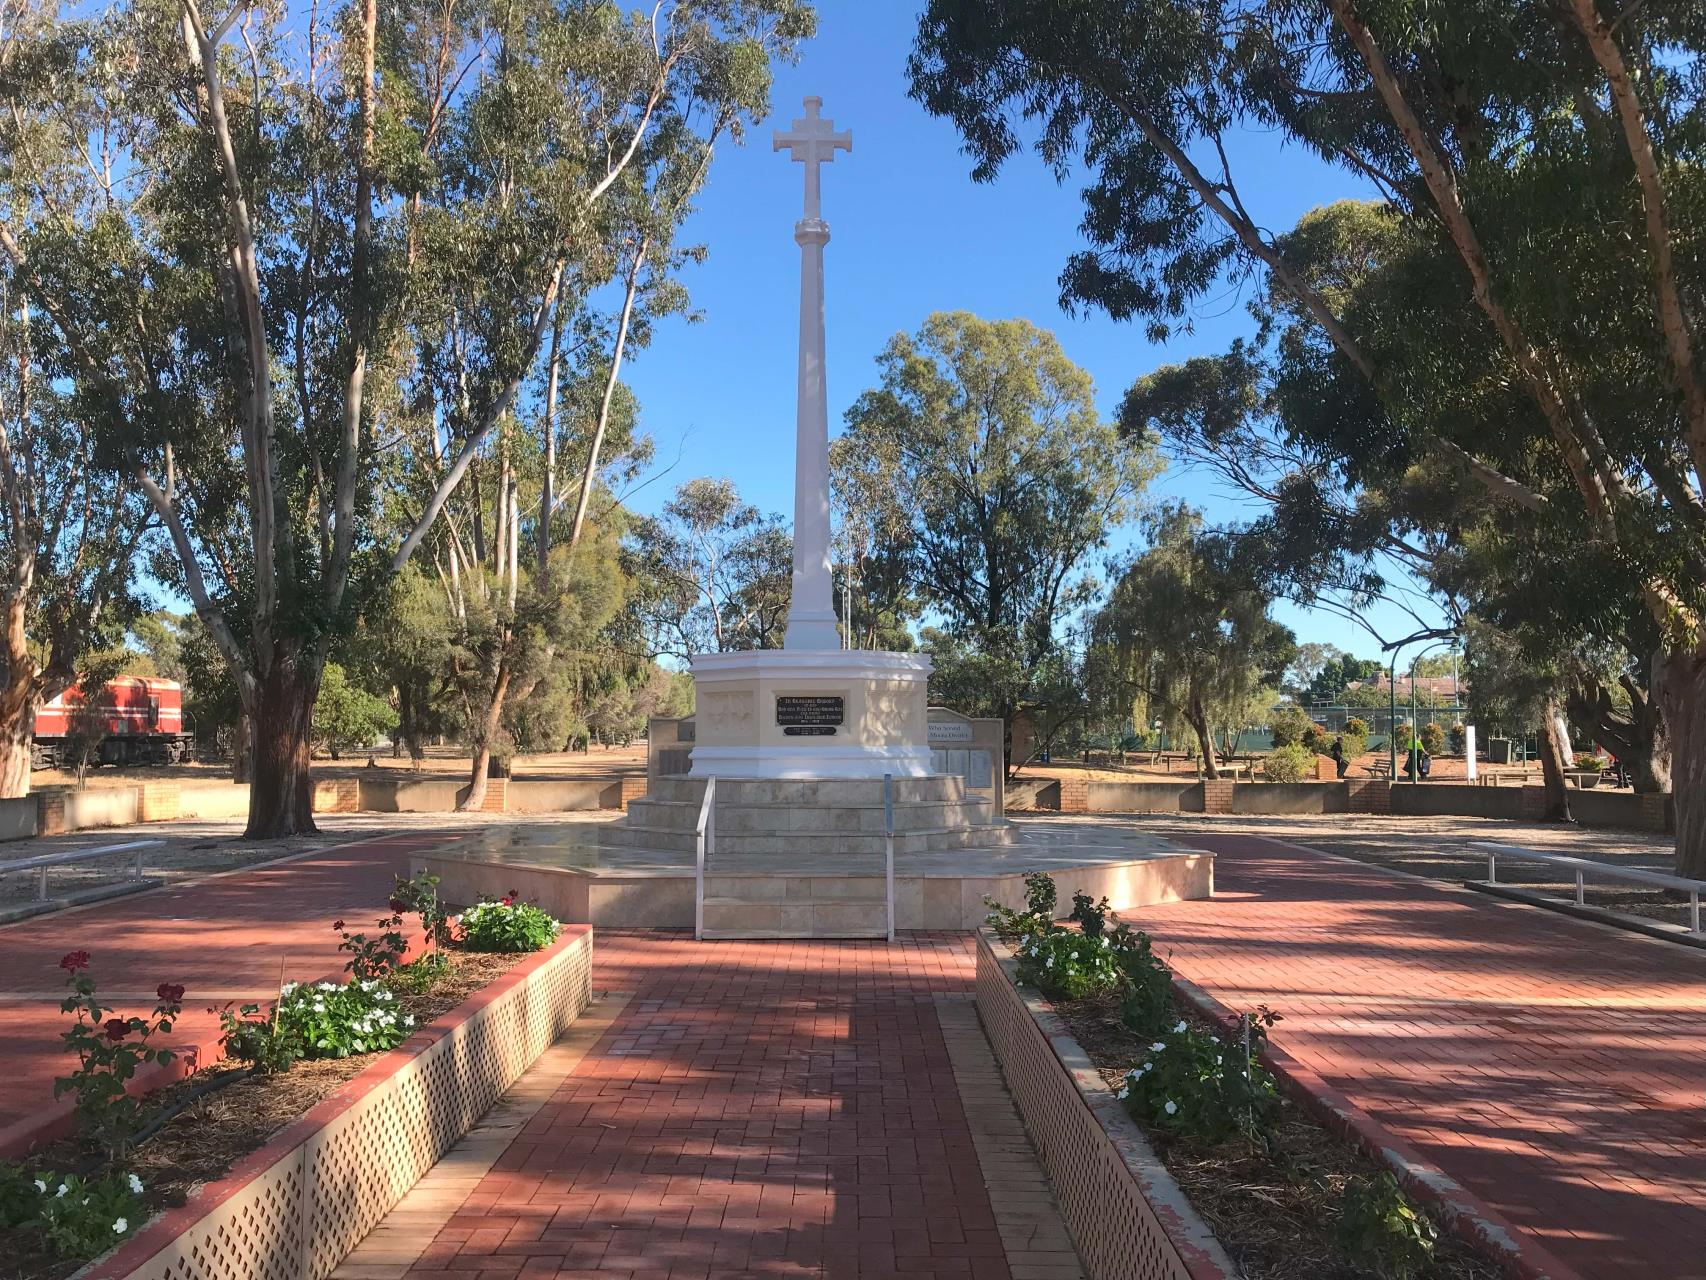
left=618, top=1, right=1452, bottom=659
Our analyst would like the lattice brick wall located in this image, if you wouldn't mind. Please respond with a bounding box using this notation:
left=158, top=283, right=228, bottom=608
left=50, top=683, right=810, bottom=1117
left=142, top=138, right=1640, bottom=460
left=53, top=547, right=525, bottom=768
left=975, top=935, right=1234, bottom=1280
left=103, top=929, right=593, bottom=1280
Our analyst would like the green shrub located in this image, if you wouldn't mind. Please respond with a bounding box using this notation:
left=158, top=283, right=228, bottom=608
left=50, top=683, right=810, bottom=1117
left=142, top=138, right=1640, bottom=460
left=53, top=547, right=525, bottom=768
left=456, top=897, right=559, bottom=953
left=1118, top=1009, right=1281, bottom=1145
left=1336, top=1173, right=1437, bottom=1279
left=1448, top=722, right=1466, bottom=754
left=0, top=1166, right=147, bottom=1260
left=1263, top=743, right=1315, bottom=782
left=1112, top=925, right=1175, bottom=1036
left=1015, top=928, right=1124, bottom=1000
left=1339, top=731, right=1367, bottom=762
left=1419, top=722, right=1446, bottom=756
left=217, top=1001, right=303, bottom=1074
left=1023, top=870, right=1057, bottom=917
left=1068, top=891, right=1111, bottom=938
left=1268, top=705, right=1312, bottom=748
left=1344, top=716, right=1370, bottom=738
left=275, top=979, right=415, bottom=1059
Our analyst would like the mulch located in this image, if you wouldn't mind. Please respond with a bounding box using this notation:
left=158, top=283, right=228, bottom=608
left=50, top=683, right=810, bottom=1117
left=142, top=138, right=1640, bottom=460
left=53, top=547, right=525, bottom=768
left=1044, top=984, right=1502, bottom=1280
left=2, top=949, right=522, bottom=1280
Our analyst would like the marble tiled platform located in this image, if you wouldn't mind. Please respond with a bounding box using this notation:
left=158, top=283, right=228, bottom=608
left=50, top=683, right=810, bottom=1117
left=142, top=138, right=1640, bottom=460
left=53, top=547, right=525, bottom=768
left=414, top=814, right=1215, bottom=936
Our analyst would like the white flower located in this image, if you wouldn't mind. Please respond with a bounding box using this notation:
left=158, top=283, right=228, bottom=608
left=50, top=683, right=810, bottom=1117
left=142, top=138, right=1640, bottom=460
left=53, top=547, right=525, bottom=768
left=281, top=982, right=298, bottom=995
left=127, top=1174, right=144, bottom=1194
left=1044, top=956, right=1054, bottom=968
left=1173, top=1020, right=1187, bottom=1033
left=1163, top=1100, right=1177, bottom=1116
left=1116, top=1085, right=1129, bottom=1099
left=1150, top=1042, right=1166, bottom=1052
left=56, top=1183, right=68, bottom=1198
left=33, top=1178, right=46, bottom=1193
left=113, top=1218, right=128, bottom=1234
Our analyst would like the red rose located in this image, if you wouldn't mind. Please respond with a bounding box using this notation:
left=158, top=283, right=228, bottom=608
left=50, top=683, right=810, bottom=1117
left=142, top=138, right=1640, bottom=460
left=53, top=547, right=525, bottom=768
left=156, top=983, right=185, bottom=1004
left=500, top=896, right=514, bottom=906
left=388, top=898, right=405, bottom=913
left=103, top=1018, right=130, bottom=1041
left=507, top=889, right=520, bottom=900
left=59, top=950, right=90, bottom=972
left=332, top=919, right=346, bottom=931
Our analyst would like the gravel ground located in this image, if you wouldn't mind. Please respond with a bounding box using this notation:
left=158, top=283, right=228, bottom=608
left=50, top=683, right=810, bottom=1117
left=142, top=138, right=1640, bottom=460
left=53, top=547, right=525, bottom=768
left=1108, top=811, right=1692, bottom=929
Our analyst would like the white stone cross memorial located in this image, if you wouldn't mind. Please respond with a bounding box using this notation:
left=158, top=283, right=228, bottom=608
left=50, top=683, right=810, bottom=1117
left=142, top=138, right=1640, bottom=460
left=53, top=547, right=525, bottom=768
left=774, top=97, right=850, bottom=651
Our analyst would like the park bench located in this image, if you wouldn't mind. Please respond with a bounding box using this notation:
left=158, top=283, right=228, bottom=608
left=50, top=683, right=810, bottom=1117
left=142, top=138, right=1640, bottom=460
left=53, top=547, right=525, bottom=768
left=1472, top=840, right=1704, bottom=935
left=0, top=838, right=163, bottom=904
left=1364, top=758, right=1393, bottom=780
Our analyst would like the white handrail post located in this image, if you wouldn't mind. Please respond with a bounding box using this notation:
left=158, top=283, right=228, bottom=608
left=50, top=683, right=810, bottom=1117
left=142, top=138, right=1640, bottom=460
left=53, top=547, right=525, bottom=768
left=38, top=864, right=48, bottom=901
left=1692, top=890, right=1700, bottom=936
left=1575, top=869, right=1585, bottom=906
left=1487, top=850, right=1497, bottom=884
left=694, top=776, right=715, bottom=941
left=883, top=773, right=895, bottom=943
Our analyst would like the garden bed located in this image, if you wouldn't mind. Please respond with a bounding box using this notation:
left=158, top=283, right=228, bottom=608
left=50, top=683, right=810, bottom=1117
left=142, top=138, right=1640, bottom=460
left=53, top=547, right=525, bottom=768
left=1, top=885, right=592, bottom=1280
left=977, top=917, right=1505, bottom=1280
left=4, top=950, right=524, bottom=1280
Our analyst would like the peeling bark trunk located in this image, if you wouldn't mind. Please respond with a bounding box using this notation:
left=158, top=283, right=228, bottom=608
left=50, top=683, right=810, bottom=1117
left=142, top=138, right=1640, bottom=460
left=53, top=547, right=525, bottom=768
left=1537, top=699, right=1574, bottom=823
left=459, top=661, right=512, bottom=812
left=1655, top=647, right=1706, bottom=878
left=244, top=661, right=318, bottom=838
left=1566, top=670, right=1671, bottom=793
left=0, top=596, right=36, bottom=798
left=0, top=721, right=29, bottom=797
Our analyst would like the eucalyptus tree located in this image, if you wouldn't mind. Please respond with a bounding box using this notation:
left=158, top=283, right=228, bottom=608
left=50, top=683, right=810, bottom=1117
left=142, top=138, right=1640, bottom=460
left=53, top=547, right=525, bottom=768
left=2, top=0, right=810, bottom=835
left=912, top=1, right=1706, bottom=872
left=837, top=311, right=1157, bottom=731
left=625, top=476, right=792, bottom=660
left=1091, top=507, right=1296, bottom=778
left=0, top=4, right=156, bottom=797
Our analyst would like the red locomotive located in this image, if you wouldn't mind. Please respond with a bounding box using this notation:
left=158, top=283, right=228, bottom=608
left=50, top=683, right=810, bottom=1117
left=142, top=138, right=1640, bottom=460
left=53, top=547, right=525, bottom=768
left=30, top=677, right=194, bottom=770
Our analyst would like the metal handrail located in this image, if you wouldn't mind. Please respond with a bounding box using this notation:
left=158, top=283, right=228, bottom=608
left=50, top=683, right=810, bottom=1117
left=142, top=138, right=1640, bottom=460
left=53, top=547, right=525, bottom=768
left=0, top=839, right=163, bottom=902
left=693, top=776, right=716, bottom=940
left=883, top=773, right=895, bottom=943
left=1473, top=840, right=1704, bottom=934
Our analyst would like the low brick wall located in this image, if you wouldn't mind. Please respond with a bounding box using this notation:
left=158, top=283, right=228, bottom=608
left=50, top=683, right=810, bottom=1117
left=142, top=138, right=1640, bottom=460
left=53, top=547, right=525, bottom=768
left=975, top=930, right=1235, bottom=1280
left=89, top=927, right=595, bottom=1280
left=506, top=779, right=624, bottom=813
left=1230, top=781, right=1347, bottom=815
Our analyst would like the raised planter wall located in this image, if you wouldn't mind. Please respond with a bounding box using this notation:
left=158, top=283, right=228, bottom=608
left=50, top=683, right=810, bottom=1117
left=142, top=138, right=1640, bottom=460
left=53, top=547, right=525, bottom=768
left=1229, top=781, right=1347, bottom=815
left=88, top=926, right=595, bottom=1280
left=0, top=795, right=36, bottom=840
left=975, top=930, right=1234, bottom=1280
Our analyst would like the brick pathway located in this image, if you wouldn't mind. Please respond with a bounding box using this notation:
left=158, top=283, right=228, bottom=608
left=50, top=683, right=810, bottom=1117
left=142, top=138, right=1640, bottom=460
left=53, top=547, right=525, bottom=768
left=347, top=932, right=1081, bottom=1280
left=1128, top=832, right=1705, bottom=1280
left=0, top=830, right=455, bottom=1154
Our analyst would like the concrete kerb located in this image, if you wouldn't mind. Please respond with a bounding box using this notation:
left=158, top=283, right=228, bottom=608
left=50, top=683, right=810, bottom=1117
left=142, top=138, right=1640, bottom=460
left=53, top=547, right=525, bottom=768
left=1465, top=879, right=1706, bottom=951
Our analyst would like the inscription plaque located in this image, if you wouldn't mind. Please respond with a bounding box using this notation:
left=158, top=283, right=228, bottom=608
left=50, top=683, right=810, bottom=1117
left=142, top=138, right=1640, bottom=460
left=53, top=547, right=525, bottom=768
left=776, top=695, right=843, bottom=736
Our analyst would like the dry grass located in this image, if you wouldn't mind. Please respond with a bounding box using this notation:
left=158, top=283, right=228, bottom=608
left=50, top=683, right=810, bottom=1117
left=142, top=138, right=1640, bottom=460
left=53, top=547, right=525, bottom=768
left=1045, top=987, right=1501, bottom=1280
left=2, top=949, right=523, bottom=1280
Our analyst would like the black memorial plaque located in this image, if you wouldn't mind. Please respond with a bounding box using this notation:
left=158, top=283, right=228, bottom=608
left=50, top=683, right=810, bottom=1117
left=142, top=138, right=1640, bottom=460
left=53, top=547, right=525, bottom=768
left=776, top=695, right=843, bottom=737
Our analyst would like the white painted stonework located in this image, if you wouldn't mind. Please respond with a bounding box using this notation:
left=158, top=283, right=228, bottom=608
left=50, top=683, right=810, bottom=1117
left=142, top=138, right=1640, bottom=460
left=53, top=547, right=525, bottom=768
left=687, top=96, right=939, bottom=782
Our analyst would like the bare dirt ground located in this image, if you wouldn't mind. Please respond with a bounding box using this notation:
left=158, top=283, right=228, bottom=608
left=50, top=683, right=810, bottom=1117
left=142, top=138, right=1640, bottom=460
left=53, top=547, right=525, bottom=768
left=1105, top=811, right=1690, bottom=928
left=1017, top=751, right=1557, bottom=786
left=27, top=742, right=649, bottom=791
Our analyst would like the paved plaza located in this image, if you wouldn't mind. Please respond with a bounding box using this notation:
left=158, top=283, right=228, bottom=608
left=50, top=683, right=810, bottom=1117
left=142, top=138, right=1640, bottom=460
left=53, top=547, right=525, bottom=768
left=0, top=813, right=1699, bottom=1278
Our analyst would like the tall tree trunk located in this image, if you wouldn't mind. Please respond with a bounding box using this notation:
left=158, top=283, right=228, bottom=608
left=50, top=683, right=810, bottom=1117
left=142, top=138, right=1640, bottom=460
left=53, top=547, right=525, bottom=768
left=0, top=597, right=34, bottom=798
left=459, top=660, right=512, bottom=812
left=1188, top=696, right=1219, bottom=780
left=245, top=660, right=318, bottom=838
left=1655, top=646, right=1706, bottom=878
left=1566, top=670, right=1671, bottom=793
left=1537, top=699, right=1574, bottom=823
left=231, top=710, right=252, bottom=784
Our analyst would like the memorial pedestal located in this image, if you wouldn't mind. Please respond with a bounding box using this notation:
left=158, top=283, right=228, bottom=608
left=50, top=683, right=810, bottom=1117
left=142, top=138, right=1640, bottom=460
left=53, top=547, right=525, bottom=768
left=687, top=648, right=935, bottom=780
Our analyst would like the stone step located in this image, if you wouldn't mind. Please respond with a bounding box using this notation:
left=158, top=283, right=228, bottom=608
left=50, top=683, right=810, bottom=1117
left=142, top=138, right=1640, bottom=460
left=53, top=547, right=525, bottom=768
left=647, top=774, right=971, bottom=807
left=623, top=798, right=998, bottom=836
left=699, top=895, right=889, bottom=939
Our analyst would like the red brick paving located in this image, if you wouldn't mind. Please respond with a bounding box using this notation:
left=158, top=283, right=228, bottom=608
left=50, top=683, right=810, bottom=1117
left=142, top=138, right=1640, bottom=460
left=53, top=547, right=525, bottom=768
left=409, top=932, right=1008, bottom=1280
left=1130, top=832, right=1705, bottom=1280
left=0, top=831, right=456, bottom=1153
